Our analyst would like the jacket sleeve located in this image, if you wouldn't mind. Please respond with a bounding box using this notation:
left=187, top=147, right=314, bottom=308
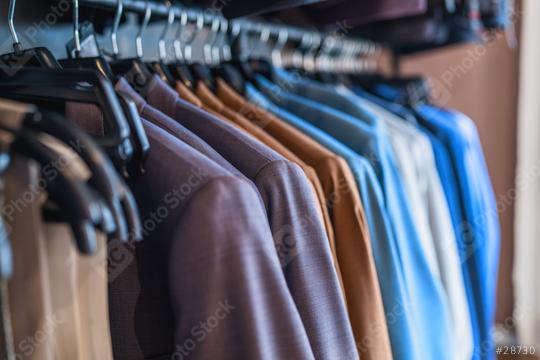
left=168, top=175, right=315, bottom=360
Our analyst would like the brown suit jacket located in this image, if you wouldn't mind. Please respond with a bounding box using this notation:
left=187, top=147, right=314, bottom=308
left=145, top=76, right=358, bottom=359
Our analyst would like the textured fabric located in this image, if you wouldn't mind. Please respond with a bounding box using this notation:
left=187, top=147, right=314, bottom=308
left=115, top=78, right=246, bottom=180
left=194, top=81, right=338, bottom=280
left=5, top=156, right=55, bottom=360
left=175, top=81, right=202, bottom=107
left=42, top=225, right=112, bottom=360
left=354, top=86, right=482, bottom=359
left=293, top=79, right=439, bottom=278
left=117, top=119, right=315, bottom=359
left=256, top=75, right=454, bottom=360
left=417, top=105, right=500, bottom=360
left=145, top=76, right=358, bottom=360
left=4, top=155, right=113, bottom=360
left=218, top=78, right=392, bottom=360
left=345, top=86, right=472, bottom=360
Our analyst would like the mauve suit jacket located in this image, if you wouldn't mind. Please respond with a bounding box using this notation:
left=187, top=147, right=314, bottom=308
left=145, top=76, right=358, bottom=360
left=115, top=78, right=248, bottom=182
left=70, top=102, right=315, bottom=359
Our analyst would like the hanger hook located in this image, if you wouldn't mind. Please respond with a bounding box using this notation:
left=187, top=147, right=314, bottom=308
left=228, top=21, right=242, bottom=59
left=212, top=17, right=229, bottom=64
left=8, top=0, right=21, bottom=51
left=111, top=0, right=123, bottom=58
left=271, top=29, right=288, bottom=68
left=351, top=42, right=363, bottom=73
left=219, top=17, right=231, bottom=62
left=72, top=0, right=81, bottom=57
left=334, top=38, right=344, bottom=73
left=184, top=10, right=204, bottom=64
left=345, top=41, right=353, bottom=73
left=230, top=21, right=241, bottom=42
left=173, top=6, right=188, bottom=61
left=292, top=32, right=312, bottom=69
left=135, top=1, right=152, bottom=59
left=158, top=1, right=175, bottom=61
left=348, top=41, right=358, bottom=73
left=203, top=15, right=220, bottom=65
left=257, top=25, right=270, bottom=60
left=303, top=33, right=320, bottom=72
left=315, top=35, right=331, bottom=72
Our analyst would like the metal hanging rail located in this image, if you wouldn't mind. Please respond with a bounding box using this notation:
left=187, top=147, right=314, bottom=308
left=79, top=0, right=381, bottom=56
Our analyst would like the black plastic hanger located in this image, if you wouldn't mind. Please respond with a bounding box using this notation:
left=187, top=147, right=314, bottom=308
left=60, top=19, right=115, bottom=80
left=61, top=56, right=115, bottom=79
left=214, top=20, right=249, bottom=94
left=149, top=2, right=176, bottom=86
left=191, top=63, right=217, bottom=92
left=168, top=61, right=195, bottom=90
left=167, top=7, right=195, bottom=90
left=59, top=0, right=114, bottom=79
left=60, top=0, right=149, bottom=178
left=115, top=91, right=150, bottom=178
left=150, top=61, right=176, bottom=86
left=110, top=0, right=152, bottom=95
left=0, top=0, right=134, bottom=174
left=218, top=23, right=283, bottom=94
left=310, top=34, right=339, bottom=84
left=0, top=99, right=125, bottom=243
left=23, top=108, right=143, bottom=242
left=58, top=72, right=148, bottom=180
left=0, top=67, right=133, bottom=172
left=0, top=0, right=61, bottom=70
left=188, top=11, right=217, bottom=92
left=352, top=74, right=431, bottom=106
left=1, top=120, right=101, bottom=254
left=13, top=133, right=101, bottom=254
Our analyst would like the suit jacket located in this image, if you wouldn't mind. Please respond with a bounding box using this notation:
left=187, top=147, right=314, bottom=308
left=145, top=76, right=358, bottom=360
left=116, top=78, right=247, bottom=181
left=69, top=99, right=316, bottom=359
left=193, top=81, right=338, bottom=276
left=130, top=120, right=315, bottom=359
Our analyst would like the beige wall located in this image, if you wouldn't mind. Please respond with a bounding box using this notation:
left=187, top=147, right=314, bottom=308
left=397, top=31, right=520, bottom=325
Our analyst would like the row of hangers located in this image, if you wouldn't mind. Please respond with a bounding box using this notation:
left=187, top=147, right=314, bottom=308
left=75, top=0, right=382, bottom=88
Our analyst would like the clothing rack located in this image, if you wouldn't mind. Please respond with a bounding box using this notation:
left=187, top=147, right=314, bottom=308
left=0, top=1, right=507, bottom=359
left=79, top=0, right=381, bottom=56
